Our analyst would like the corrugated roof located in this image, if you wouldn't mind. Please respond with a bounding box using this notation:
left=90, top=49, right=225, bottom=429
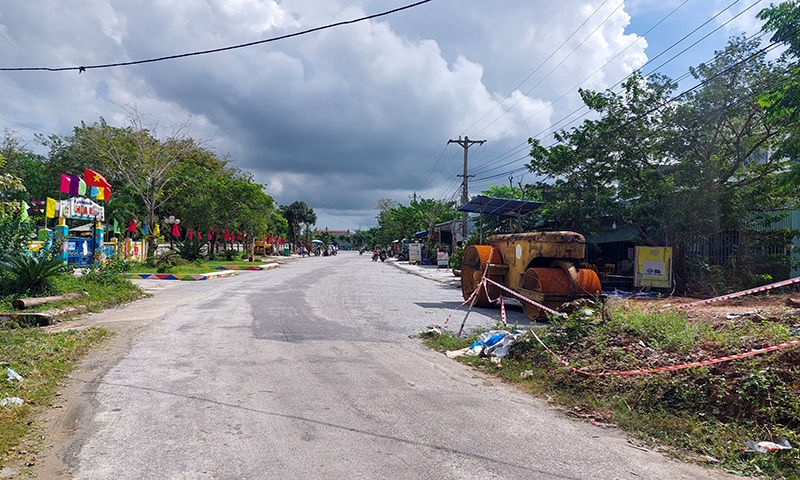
left=457, top=195, right=543, bottom=216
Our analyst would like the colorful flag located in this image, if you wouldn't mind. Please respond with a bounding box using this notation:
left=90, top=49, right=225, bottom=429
left=60, top=174, right=71, bottom=194
left=142, top=224, right=150, bottom=235
left=84, top=168, right=112, bottom=188
left=45, top=198, right=56, bottom=218
left=224, top=229, right=230, bottom=241
left=172, top=223, right=180, bottom=238
left=154, top=223, right=160, bottom=237
left=189, top=229, right=194, bottom=240
left=19, top=201, right=29, bottom=221
left=114, top=218, right=120, bottom=234
left=90, top=186, right=99, bottom=197
left=128, top=218, right=137, bottom=233
left=78, top=178, right=87, bottom=196
left=69, top=175, right=80, bottom=196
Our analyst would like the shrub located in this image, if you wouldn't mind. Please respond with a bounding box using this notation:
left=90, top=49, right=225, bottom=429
left=0, top=248, right=71, bottom=295
left=175, top=238, right=205, bottom=261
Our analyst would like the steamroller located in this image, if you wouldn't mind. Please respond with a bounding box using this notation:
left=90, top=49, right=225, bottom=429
left=461, top=231, right=602, bottom=319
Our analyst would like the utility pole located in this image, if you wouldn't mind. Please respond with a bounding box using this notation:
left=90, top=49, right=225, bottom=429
left=409, top=191, right=417, bottom=203
left=448, top=136, right=485, bottom=241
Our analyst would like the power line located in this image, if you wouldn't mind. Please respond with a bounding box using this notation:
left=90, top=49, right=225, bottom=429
left=468, top=0, right=628, bottom=138
left=467, top=0, right=762, bottom=180
left=457, top=0, right=612, bottom=135
left=0, top=0, right=432, bottom=73
left=474, top=38, right=791, bottom=189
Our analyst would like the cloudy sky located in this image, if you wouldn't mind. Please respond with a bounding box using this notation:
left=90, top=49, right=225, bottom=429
left=0, top=0, right=772, bottom=231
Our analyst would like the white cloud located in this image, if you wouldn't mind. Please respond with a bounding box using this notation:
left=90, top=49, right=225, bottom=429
left=0, top=0, right=711, bottom=230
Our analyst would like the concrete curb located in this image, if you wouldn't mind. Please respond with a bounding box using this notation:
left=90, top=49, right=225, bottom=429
left=123, top=271, right=237, bottom=281
left=387, top=259, right=461, bottom=287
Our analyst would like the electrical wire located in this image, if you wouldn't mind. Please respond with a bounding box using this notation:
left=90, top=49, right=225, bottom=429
left=466, top=0, right=764, bottom=179
left=456, top=0, right=612, bottom=135
left=0, top=0, right=432, bottom=72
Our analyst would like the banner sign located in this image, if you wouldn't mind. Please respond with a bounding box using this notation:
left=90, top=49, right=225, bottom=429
left=634, top=246, right=672, bottom=288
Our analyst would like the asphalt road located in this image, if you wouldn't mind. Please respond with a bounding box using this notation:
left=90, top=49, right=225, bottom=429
left=33, top=252, right=736, bottom=479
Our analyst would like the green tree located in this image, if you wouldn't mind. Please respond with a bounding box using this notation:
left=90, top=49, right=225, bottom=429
left=80, top=108, right=203, bottom=257
left=528, top=36, right=799, bottom=292
left=279, top=201, right=316, bottom=246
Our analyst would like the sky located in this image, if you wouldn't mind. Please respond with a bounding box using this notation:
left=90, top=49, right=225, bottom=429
left=0, top=0, right=776, bottom=231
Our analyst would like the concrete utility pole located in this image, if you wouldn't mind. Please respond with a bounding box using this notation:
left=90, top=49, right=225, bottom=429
left=448, top=136, right=485, bottom=241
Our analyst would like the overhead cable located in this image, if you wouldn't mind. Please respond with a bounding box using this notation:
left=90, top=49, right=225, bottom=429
left=0, top=0, right=432, bottom=72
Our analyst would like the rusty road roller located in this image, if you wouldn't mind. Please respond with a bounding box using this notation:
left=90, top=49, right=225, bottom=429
left=461, top=231, right=602, bottom=319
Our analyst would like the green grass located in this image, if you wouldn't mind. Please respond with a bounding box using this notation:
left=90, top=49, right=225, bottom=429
left=423, top=304, right=800, bottom=479
left=0, top=327, right=109, bottom=468
left=129, top=259, right=273, bottom=274
left=0, top=266, right=143, bottom=314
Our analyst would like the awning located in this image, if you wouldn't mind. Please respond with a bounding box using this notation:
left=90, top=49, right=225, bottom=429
left=457, top=195, right=543, bottom=216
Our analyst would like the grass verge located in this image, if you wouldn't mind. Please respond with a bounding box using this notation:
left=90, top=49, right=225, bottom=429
left=0, top=327, right=109, bottom=468
left=422, top=300, right=800, bottom=479
left=129, top=259, right=275, bottom=275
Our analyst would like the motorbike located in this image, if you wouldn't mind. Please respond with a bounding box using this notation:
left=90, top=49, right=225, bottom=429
left=372, top=249, right=380, bottom=262
left=379, top=250, right=387, bottom=262
left=359, top=247, right=364, bottom=255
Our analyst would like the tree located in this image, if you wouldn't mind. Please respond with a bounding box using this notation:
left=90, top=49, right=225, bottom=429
left=527, top=35, right=799, bottom=292
left=279, top=201, right=316, bottom=246
left=81, top=107, right=203, bottom=257
left=758, top=2, right=800, bottom=179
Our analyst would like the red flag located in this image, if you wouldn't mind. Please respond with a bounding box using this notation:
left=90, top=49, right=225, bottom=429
left=188, top=229, right=194, bottom=240
left=128, top=218, right=137, bottom=233
left=60, top=174, right=71, bottom=194
left=207, top=233, right=212, bottom=240
left=267, top=235, right=274, bottom=243
left=224, top=229, right=230, bottom=241
left=171, top=223, right=180, bottom=238
left=84, top=168, right=112, bottom=188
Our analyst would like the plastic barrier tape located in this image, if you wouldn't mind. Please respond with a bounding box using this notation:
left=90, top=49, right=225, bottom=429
left=483, top=277, right=568, bottom=318
left=527, top=327, right=800, bottom=377
left=656, top=275, right=800, bottom=313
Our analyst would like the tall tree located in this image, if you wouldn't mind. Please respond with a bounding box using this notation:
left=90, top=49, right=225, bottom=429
left=279, top=201, right=316, bottom=246
left=527, top=35, right=798, bottom=291
left=80, top=107, right=202, bottom=256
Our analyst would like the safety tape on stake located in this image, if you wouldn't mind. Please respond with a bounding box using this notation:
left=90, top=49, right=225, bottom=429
left=526, top=327, right=800, bottom=376
left=446, top=272, right=800, bottom=375
left=656, top=275, right=800, bottom=313
left=483, top=277, right=568, bottom=318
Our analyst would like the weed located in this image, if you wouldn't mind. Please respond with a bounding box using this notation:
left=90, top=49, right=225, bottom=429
left=0, top=327, right=108, bottom=467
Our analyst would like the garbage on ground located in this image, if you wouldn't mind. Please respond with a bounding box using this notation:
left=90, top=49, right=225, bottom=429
left=446, top=330, right=523, bottom=359
left=591, top=420, right=618, bottom=429
left=520, top=370, right=534, bottom=379
left=745, top=438, right=792, bottom=453
left=6, top=368, right=23, bottom=382
left=725, top=310, right=765, bottom=320
left=602, top=290, right=660, bottom=299
left=0, top=397, right=24, bottom=407
left=418, top=324, right=444, bottom=338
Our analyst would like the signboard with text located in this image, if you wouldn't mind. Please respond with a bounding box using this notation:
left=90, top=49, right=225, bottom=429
left=634, top=246, right=673, bottom=288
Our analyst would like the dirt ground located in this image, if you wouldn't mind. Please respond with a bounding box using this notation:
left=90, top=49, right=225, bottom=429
left=609, top=291, right=800, bottom=324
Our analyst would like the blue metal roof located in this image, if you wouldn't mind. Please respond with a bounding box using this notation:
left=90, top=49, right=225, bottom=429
left=457, top=195, right=543, bottom=216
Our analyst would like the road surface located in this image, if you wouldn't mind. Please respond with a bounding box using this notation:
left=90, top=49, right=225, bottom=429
left=31, top=252, right=736, bottom=479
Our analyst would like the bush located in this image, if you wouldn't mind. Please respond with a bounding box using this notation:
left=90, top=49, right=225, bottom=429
left=147, top=250, right=189, bottom=273
left=216, top=249, right=241, bottom=261
left=175, top=238, right=205, bottom=261
left=0, top=248, right=71, bottom=295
